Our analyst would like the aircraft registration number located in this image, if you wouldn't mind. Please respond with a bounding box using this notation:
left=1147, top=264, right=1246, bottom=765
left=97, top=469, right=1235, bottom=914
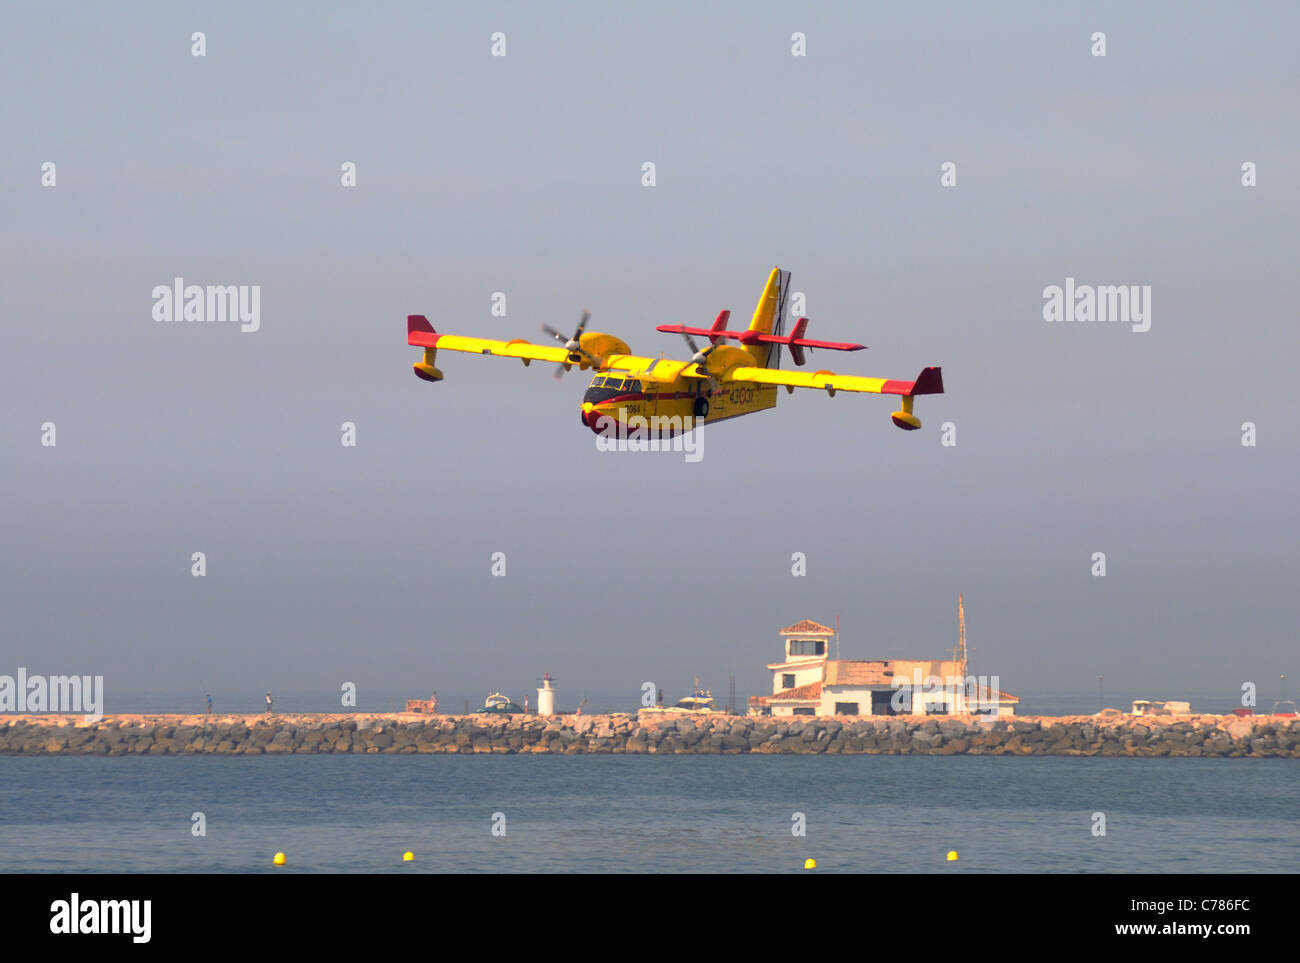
left=716, top=387, right=756, bottom=406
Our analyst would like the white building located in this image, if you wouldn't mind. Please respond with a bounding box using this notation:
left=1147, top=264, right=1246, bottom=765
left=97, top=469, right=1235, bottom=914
left=748, top=618, right=1019, bottom=718
left=1131, top=699, right=1191, bottom=716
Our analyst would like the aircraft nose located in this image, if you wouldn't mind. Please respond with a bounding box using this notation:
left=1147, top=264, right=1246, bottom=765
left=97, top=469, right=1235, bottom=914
left=581, top=401, right=606, bottom=434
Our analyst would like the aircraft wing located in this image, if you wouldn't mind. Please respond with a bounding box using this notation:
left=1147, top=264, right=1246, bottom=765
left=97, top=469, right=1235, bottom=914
left=410, top=314, right=714, bottom=383
left=408, top=316, right=572, bottom=365
left=724, top=365, right=943, bottom=397
left=602, top=356, right=704, bottom=383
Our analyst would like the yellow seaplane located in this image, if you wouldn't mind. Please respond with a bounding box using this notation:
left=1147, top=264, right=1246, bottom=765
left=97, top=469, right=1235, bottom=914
left=406, top=267, right=943, bottom=434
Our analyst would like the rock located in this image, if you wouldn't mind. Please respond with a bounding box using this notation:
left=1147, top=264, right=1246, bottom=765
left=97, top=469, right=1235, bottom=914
left=1224, top=718, right=1253, bottom=740
left=3, top=712, right=1295, bottom=758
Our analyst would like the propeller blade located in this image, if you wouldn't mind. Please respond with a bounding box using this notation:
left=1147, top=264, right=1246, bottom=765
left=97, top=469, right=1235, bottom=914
left=547, top=311, right=596, bottom=380
left=573, top=310, right=590, bottom=340
left=683, top=331, right=723, bottom=370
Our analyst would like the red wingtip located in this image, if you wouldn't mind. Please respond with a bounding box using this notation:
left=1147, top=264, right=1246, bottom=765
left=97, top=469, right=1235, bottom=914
left=909, top=366, right=944, bottom=396
left=407, top=314, right=439, bottom=347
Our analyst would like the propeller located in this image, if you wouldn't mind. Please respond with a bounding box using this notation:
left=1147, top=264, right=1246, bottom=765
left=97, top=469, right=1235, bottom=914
left=680, top=331, right=722, bottom=373
left=542, top=310, right=601, bottom=380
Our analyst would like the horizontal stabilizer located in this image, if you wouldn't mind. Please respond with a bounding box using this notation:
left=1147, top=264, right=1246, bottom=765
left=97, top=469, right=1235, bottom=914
left=656, top=322, right=865, bottom=354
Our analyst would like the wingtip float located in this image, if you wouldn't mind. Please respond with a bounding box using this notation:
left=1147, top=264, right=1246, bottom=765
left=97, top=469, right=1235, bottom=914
left=407, top=267, right=943, bottom=434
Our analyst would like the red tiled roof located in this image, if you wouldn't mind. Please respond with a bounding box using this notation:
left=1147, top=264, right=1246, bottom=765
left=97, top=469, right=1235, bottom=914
left=780, top=619, right=836, bottom=636
left=767, top=681, right=822, bottom=702
left=823, top=660, right=894, bottom=686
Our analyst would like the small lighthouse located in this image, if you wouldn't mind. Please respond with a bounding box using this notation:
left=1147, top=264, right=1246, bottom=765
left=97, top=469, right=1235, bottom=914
left=537, top=673, right=556, bottom=717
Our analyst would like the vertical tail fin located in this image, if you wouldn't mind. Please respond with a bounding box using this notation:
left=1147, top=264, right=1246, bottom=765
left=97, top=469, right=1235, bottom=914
left=745, top=267, right=790, bottom=368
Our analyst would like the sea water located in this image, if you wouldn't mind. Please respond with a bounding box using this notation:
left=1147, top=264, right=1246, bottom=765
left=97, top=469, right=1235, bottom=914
left=0, top=754, right=1295, bottom=873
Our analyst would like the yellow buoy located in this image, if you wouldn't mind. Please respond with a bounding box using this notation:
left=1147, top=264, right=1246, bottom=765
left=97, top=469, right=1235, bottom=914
left=804, top=857, right=817, bottom=869
left=402, top=851, right=414, bottom=862
left=946, top=850, right=959, bottom=862
left=273, top=852, right=286, bottom=866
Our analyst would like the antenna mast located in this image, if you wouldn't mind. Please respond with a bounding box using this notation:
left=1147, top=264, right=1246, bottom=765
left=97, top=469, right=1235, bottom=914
left=958, top=594, right=967, bottom=674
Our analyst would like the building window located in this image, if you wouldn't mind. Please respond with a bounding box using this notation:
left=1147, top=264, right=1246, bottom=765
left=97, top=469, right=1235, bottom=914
left=834, top=702, right=859, bottom=715
left=782, top=674, right=795, bottom=689
left=792, top=707, right=815, bottom=716
left=789, top=639, right=825, bottom=656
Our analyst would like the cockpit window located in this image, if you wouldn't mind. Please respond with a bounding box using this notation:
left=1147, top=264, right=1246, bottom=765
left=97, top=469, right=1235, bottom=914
left=587, top=377, right=642, bottom=394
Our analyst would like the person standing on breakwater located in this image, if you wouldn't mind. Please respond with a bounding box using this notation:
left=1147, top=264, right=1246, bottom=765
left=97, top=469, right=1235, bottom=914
left=430, top=691, right=438, bottom=714
left=265, top=691, right=273, bottom=714
left=205, top=692, right=212, bottom=715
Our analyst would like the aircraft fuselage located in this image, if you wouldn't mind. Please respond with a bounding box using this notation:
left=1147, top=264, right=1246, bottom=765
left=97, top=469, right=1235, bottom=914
left=579, top=373, right=777, bottom=435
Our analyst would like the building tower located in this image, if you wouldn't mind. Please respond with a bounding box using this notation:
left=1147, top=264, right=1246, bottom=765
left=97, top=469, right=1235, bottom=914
left=537, top=673, right=556, bottom=716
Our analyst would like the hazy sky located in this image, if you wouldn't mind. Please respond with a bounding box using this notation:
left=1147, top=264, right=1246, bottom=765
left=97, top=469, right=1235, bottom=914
left=2, top=1, right=1296, bottom=707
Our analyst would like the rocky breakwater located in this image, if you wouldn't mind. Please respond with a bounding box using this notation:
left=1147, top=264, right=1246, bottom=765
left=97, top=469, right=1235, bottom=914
left=1, top=712, right=1296, bottom=757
